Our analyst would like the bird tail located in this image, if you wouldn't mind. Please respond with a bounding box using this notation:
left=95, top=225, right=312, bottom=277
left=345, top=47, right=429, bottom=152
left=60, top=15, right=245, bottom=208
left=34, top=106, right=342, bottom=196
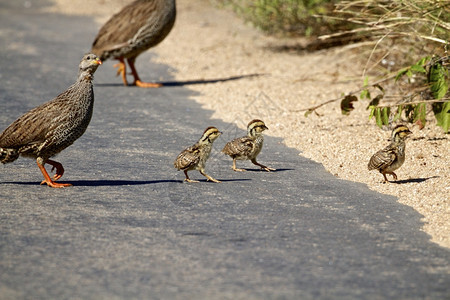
left=0, top=148, right=19, bottom=164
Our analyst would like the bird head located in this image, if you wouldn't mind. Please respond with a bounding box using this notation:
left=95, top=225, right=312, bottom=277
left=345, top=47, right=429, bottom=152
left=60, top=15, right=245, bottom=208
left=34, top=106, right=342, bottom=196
left=247, top=119, right=268, bottom=136
left=79, top=53, right=102, bottom=73
left=200, top=127, right=222, bottom=144
left=392, top=124, right=412, bottom=142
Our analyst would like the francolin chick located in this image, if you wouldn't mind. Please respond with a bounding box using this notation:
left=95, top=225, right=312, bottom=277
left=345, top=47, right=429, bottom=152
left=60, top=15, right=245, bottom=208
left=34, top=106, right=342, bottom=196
left=174, top=127, right=222, bottom=183
left=222, top=119, right=275, bottom=172
left=368, top=124, right=412, bottom=183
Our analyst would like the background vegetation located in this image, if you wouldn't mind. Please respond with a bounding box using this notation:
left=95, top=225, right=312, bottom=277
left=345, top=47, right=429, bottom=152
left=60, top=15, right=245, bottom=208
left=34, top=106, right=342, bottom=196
left=211, top=0, right=450, bottom=132
left=211, top=0, right=342, bottom=36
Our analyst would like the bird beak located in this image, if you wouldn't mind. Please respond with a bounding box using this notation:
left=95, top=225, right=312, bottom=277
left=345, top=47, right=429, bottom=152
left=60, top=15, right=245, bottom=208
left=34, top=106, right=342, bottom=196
left=94, top=58, right=102, bottom=65
left=263, top=125, right=268, bottom=130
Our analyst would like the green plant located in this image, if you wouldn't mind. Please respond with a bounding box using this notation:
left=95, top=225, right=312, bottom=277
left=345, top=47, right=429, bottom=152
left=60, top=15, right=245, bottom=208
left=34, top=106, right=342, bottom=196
left=211, top=0, right=342, bottom=36
left=305, top=55, right=449, bottom=132
left=366, top=55, right=449, bottom=132
left=304, top=0, right=450, bottom=132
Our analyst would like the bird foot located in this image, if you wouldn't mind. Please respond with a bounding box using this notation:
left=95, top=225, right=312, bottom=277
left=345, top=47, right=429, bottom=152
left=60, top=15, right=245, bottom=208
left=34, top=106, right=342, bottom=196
left=43, top=181, right=73, bottom=188
left=232, top=168, right=247, bottom=172
left=113, top=62, right=125, bottom=76
left=40, top=160, right=65, bottom=184
left=206, top=177, right=221, bottom=183
left=134, top=80, right=162, bottom=88
left=184, top=178, right=199, bottom=183
left=382, top=172, right=397, bottom=183
left=261, top=166, right=276, bottom=172
left=113, top=61, right=129, bottom=86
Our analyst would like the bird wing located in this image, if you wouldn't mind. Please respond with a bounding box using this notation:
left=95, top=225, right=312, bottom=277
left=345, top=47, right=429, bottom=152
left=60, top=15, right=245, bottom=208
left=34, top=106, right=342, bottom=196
left=0, top=101, right=60, bottom=149
left=222, top=136, right=254, bottom=156
left=174, top=144, right=200, bottom=170
left=0, top=87, right=78, bottom=149
left=368, top=144, right=397, bottom=171
left=92, top=0, right=159, bottom=55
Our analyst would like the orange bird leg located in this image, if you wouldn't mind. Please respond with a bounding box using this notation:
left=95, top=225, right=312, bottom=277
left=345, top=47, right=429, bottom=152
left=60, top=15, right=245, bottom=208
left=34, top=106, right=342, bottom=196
left=37, top=160, right=72, bottom=188
left=127, top=57, right=162, bottom=88
left=113, top=58, right=129, bottom=86
left=40, top=159, right=65, bottom=184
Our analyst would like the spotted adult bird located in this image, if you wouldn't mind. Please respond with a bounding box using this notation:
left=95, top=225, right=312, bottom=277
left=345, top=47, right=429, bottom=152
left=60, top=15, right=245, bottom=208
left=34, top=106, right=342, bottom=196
left=222, top=119, right=275, bottom=172
left=174, top=127, right=222, bottom=183
left=368, top=124, right=412, bottom=183
left=91, top=0, right=176, bottom=87
left=0, top=54, right=102, bottom=188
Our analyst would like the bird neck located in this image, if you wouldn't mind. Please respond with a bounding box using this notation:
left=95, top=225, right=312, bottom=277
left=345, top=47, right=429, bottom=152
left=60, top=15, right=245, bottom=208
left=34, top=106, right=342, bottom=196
left=396, top=140, right=406, bottom=154
left=248, top=131, right=262, bottom=138
left=78, top=71, right=94, bottom=82
left=199, top=138, right=213, bottom=146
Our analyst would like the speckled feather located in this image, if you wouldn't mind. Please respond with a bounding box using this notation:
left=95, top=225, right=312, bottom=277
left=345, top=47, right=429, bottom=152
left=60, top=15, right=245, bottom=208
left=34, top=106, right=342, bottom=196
left=174, top=144, right=208, bottom=171
left=222, top=119, right=267, bottom=161
left=222, top=135, right=263, bottom=160
left=368, top=125, right=411, bottom=176
left=368, top=143, right=403, bottom=172
left=0, top=54, right=101, bottom=164
left=91, top=0, right=176, bottom=61
left=174, top=127, right=221, bottom=172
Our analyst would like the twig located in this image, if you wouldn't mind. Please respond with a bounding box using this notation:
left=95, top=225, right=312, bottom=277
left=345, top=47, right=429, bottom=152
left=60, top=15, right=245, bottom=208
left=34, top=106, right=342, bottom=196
left=292, top=75, right=396, bottom=113
left=373, top=98, right=450, bottom=108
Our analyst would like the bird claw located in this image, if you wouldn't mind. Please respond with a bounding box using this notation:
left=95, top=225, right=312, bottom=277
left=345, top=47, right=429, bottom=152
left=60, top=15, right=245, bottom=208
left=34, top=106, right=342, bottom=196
left=184, top=178, right=199, bottom=183
left=207, top=178, right=221, bottom=183
left=43, top=181, right=72, bottom=188
left=134, top=80, right=162, bottom=88
left=262, top=166, right=276, bottom=172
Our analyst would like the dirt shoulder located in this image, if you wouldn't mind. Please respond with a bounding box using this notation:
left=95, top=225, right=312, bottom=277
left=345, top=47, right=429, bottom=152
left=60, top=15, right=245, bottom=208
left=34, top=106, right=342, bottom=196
left=48, top=0, right=449, bottom=248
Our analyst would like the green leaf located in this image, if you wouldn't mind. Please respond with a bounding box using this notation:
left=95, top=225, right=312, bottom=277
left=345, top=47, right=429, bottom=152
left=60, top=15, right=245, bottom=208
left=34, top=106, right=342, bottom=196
left=395, top=67, right=409, bottom=82
left=381, top=107, right=390, bottom=125
left=360, top=89, right=371, bottom=100
left=406, top=69, right=413, bottom=79
left=393, top=105, right=403, bottom=122
left=428, top=61, right=449, bottom=99
left=369, top=106, right=376, bottom=120
left=410, top=64, right=427, bottom=73
left=375, top=107, right=382, bottom=128
left=363, top=76, right=369, bottom=87
left=432, top=101, right=450, bottom=133
left=416, top=56, right=430, bottom=67
left=340, top=95, right=358, bottom=115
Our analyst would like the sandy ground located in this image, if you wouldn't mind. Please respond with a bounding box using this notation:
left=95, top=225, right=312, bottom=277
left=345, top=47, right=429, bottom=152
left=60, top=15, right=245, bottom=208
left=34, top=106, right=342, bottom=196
left=46, top=0, right=449, bottom=248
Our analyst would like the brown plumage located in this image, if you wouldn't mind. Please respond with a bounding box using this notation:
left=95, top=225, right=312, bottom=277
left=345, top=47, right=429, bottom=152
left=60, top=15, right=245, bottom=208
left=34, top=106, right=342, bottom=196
left=91, top=0, right=176, bottom=88
left=368, top=124, right=412, bottom=183
left=174, top=127, right=222, bottom=183
left=0, top=54, right=102, bottom=188
left=222, top=119, right=275, bottom=172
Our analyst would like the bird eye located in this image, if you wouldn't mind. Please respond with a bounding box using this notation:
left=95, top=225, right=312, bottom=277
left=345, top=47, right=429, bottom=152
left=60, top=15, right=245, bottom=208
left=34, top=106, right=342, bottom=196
left=86, top=55, right=91, bottom=60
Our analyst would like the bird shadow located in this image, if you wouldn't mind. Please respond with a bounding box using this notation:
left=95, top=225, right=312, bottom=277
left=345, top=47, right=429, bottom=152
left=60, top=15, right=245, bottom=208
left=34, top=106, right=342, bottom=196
left=173, top=178, right=252, bottom=184
left=241, top=168, right=294, bottom=173
left=95, top=74, right=265, bottom=87
left=391, top=176, right=440, bottom=184
left=0, top=178, right=252, bottom=186
left=0, top=179, right=178, bottom=187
